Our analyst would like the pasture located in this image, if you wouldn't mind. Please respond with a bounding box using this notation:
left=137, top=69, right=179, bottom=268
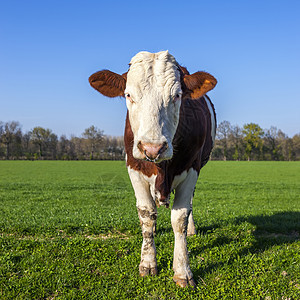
left=0, top=161, right=299, bottom=299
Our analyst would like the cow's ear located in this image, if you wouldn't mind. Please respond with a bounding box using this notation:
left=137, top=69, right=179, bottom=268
left=89, top=70, right=126, bottom=98
left=183, top=71, right=217, bottom=99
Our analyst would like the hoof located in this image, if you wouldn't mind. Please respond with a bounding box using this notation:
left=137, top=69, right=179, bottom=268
left=139, top=266, right=158, bottom=277
left=189, top=278, right=197, bottom=288
left=187, top=230, right=197, bottom=237
left=173, top=276, right=197, bottom=288
left=175, top=279, right=188, bottom=288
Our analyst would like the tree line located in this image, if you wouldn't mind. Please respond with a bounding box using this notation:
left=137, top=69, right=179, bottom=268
left=212, top=121, right=300, bottom=161
left=0, top=120, right=299, bottom=161
left=0, top=121, right=124, bottom=160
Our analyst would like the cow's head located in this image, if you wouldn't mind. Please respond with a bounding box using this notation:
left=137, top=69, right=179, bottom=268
left=89, top=51, right=217, bottom=163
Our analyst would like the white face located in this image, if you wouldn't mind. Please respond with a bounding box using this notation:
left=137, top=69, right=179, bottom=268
left=124, top=51, right=182, bottom=163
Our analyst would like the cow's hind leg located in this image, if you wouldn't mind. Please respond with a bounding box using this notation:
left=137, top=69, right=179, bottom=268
left=187, top=194, right=197, bottom=236
left=171, top=168, right=198, bottom=287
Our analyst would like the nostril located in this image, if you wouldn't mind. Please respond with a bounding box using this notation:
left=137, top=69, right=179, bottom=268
left=159, top=142, right=168, bottom=155
left=137, top=141, right=144, bottom=154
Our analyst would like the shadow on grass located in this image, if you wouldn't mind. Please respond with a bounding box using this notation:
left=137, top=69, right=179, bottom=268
left=199, top=211, right=300, bottom=245
left=192, top=211, right=300, bottom=279
left=240, top=211, right=299, bottom=239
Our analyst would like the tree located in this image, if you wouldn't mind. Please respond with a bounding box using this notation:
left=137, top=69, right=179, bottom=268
left=264, top=126, right=281, bottom=160
left=47, top=133, right=58, bottom=159
left=277, top=130, right=291, bottom=161
left=0, top=121, right=22, bottom=159
left=242, top=123, right=264, bottom=161
left=0, top=122, right=4, bottom=157
left=292, top=134, right=300, bottom=161
left=58, top=135, right=76, bottom=160
left=30, top=127, right=57, bottom=158
left=82, top=125, right=104, bottom=160
left=22, top=132, right=32, bottom=159
left=230, top=125, right=243, bottom=161
left=216, top=120, right=231, bottom=161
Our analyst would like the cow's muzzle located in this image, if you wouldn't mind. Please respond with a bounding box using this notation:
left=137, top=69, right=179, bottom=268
left=137, top=141, right=168, bottom=162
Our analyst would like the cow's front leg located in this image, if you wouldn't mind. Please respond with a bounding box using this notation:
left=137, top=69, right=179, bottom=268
left=171, top=169, right=198, bottom=287
left=127, top=168, right=157, bottom=277
left=138, top=205, right=157, bottom=276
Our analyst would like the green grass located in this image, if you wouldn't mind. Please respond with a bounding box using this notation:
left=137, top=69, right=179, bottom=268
left=0, top=161, right=299, bottom=299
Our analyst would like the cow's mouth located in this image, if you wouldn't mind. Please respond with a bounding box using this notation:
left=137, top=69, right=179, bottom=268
left=145, top=155, right=158, bottom=163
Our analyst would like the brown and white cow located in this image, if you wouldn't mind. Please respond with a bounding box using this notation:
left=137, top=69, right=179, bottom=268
left=89, top=51, right=217, bottom=287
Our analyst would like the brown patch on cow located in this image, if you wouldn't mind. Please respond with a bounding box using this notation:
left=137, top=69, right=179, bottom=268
left=89, top=70, right=126, bottom=98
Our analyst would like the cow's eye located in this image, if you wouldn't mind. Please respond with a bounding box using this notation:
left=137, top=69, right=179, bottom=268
left=125, top=93, right=134, bottom=103
left=174, top=94, right=181, bottom=102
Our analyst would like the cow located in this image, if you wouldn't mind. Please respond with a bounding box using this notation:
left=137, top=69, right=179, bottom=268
left=89, top=50, right=217, bottom=288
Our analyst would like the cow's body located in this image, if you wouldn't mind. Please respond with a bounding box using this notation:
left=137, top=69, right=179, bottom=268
left=89, top=51, right=217, bottom=287
left=125, top=94, right=216, bottom=206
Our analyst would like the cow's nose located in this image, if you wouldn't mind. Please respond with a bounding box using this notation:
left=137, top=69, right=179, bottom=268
left=138, top=142, right=168, bottom=161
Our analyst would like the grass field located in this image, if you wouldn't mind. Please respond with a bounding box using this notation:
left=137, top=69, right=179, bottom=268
left=0, top=161, right=299, bottom=299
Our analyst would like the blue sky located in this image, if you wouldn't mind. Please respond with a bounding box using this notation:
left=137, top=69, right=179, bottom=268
left=0, top=0, right=299, bottom=137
